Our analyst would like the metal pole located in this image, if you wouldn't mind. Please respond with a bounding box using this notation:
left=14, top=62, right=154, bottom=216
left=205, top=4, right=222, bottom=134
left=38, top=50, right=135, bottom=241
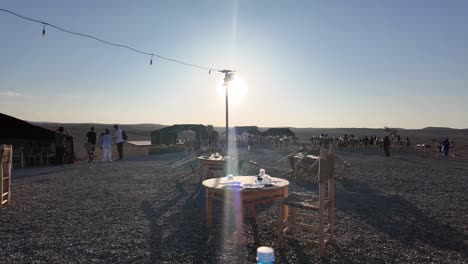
left=225, top=81, right=229, bottom=152
left=220, top=70, right=233, bottom=153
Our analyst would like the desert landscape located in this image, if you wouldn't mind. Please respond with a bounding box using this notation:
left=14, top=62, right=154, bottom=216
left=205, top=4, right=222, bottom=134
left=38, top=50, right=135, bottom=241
left=1, top=144, right=467, bottom=263
left=35, top=122, right=468, bottom=161
left=2, top=1, right=468, bottom=263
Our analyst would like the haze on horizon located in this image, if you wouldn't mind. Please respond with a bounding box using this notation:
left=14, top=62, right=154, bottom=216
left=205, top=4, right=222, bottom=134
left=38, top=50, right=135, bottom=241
left=1, top=1, right=467, bottom=129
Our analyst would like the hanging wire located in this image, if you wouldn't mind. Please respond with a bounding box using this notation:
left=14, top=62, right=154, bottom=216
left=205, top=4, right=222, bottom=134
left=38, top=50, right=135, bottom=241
left=0, top=8, right=224, bottom=72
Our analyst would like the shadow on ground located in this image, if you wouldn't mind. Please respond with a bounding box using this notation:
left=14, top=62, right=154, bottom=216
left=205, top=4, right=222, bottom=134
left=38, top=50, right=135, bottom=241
left=335, top=178, right=468, bottom=256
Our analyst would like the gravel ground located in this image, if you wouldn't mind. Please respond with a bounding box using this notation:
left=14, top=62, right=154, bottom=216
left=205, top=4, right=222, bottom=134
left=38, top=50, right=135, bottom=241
left=1, top=147, right=467, bottom=263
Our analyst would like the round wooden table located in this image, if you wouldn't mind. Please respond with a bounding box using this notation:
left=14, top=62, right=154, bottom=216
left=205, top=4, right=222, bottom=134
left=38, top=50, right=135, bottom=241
left=202, top=176, right=289, bottom=241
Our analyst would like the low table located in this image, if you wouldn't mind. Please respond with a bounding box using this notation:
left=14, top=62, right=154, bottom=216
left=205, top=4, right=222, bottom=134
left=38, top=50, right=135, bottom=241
left=202, top=176, right=289, bottom=241
left=197, top=156, right=226, bottom=181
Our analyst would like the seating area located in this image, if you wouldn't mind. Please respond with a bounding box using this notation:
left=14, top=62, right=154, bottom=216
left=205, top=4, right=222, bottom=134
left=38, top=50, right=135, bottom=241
left=279, top=146, right=350, bottom=255
left=11, top=144, right=56, bottom=168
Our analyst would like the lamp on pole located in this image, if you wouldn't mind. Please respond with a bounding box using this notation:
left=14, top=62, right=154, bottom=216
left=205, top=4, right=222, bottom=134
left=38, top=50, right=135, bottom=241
left=220, top=70, right=234, bottom=152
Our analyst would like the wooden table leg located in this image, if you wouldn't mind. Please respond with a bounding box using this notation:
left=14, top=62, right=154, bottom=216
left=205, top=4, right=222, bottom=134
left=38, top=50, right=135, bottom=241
left=278, top=200, right=285, bottom=245
left=200, top=163, right=206, bottom=182
left=205, top=189, right=212, bottom=226
left=235, top=195, right=244, bottom=243
left=248, top=204, right=255, bottom=218
left=283, top=186, right=289, bottom=220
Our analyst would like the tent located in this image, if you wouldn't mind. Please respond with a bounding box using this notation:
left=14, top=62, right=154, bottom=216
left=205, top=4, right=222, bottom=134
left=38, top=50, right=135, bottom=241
left=233, top=126, right=262, bottom=136
left=0, top=113, right=76, bottom=164
left=151, top=124, right=208, bottom=146
left=0, top=113, right=57, bottom=141
left=261, top=128, right=295, bottom=137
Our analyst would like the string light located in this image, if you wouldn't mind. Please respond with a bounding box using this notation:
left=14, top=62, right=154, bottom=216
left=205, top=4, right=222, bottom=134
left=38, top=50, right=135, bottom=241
left=0, top=8, right=229, bottom=73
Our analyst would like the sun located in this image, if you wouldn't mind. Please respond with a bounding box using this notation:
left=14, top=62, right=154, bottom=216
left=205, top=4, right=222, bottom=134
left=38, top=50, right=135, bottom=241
left=217, top=76, right=248, bottom=105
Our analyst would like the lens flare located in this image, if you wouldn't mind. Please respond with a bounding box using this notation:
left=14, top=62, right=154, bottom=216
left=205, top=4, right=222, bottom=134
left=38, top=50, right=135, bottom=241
left=217, top=76, right=248, bottom=105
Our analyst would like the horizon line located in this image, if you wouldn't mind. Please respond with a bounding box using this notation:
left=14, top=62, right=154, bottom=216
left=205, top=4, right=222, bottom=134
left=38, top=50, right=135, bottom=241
left=28, top=120, right=468, bottom=131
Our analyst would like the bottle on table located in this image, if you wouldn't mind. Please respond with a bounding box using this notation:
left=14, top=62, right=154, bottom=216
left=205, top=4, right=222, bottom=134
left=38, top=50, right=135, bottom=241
left=257, top=246, right=274, bottom=263
left=257, top=168, right=265, bottom=183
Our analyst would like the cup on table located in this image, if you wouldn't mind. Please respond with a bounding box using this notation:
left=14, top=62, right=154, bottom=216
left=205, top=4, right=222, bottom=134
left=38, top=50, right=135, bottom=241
left=227, top=174, right=234, bottom=182
left=264, top=174, right=270, bottom=184
left=252, top=176, right=257, bottom=185
left=259, top=169, right=265, bottom=177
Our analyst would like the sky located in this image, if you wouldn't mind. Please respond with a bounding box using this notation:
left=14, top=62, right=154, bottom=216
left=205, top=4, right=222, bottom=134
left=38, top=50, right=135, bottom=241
left=1, top=0, right=467, bottom=129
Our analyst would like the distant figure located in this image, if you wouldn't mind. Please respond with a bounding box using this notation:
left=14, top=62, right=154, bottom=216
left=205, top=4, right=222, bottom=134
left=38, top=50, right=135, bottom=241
left=113, top=125, right=124, bottom=160
left=247, top=136, right=254, bottom=151
left=442, top=139, right=450, bottom=157
left=101, top=129, right=112, bottom=162
left=450, top=140, right=455, bottom=157
left=184, top=139, right=191, bottom=153
left=86, top=127, right=97, bottom=161
left=406, top=137, right=410, bottom=147
left=383, top=136, right=391, bottom=157
left=55, top=127, right=70, bottom=165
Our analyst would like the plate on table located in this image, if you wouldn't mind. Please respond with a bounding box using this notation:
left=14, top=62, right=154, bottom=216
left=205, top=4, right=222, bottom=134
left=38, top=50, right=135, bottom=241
left=222, top=181, right=241, bottom=186
left=241, top=183, right=265, bottom=189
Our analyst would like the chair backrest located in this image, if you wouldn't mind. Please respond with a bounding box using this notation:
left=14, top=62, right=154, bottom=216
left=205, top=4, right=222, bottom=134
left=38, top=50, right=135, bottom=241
left=1, top=145, right=12, bottom=207
left=1, top=144, right=12, bottom=161
left=318, top=153, right=335, bottom=184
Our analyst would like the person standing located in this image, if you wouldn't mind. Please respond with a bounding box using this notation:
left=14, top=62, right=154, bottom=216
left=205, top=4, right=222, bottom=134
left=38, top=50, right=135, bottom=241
left=247, top=136, right=254, bottom=151
left=55, top=127, right=70, bottom=165
left=113, top=125, right=124, bottom=160
left=86, top=127, right=97, bottom=161
left=101, top=129, right=112, bottom=162
left=383, top=136, right=391, bottom=157
left=442, top=139, right=450, bottom=157
left=450, top=140, right=455, bottom=157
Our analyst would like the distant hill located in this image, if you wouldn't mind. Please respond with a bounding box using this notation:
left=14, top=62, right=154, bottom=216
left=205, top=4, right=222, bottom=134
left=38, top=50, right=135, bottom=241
left=25, top=121, right=467, bottom=146
left=17, top=121, right=466, bottom=160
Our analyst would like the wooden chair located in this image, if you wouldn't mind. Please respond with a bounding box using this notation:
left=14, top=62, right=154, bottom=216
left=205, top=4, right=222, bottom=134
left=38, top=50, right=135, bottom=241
left=43, top=150, right=56, bottom=165
left=12, top=146, right=25, bottom=168
left=28, top=151, right=42, bottom=166
left=278, top=150, right=337, bottom=256
left=1, top=145, right=12, bottom=207
left=207, top=165, right=225, bottom=179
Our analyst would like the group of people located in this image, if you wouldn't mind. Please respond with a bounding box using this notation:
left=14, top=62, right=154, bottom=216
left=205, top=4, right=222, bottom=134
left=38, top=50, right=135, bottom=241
left=309, top=133, right=413, bottom=157
left=85, top=125, right=126, bottom=162
left=438, top=139, right=455, bottom=157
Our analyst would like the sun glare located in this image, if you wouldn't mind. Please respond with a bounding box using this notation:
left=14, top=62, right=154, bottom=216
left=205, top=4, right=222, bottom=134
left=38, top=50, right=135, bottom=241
left=217, top=76, right=248, bottom=105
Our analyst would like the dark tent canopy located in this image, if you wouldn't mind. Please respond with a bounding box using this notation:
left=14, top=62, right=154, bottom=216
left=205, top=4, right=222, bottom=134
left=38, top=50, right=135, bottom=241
left=262, top=128, right=295, bottom=137
left=151, top=124, right=208, bottom=145
left=234, top=126, right=262, bottom=136
left=0, top=113, right=56, bottom=141
left=0, top=113, right=75, bottom=164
